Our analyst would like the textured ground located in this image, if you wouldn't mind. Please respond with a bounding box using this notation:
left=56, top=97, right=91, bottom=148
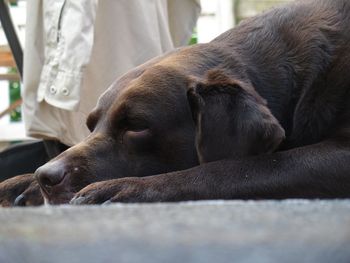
left=0, top=200, right=350, bottom=263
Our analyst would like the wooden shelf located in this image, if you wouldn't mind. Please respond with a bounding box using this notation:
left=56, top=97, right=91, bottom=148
left=0, top=73, right=20, bottom=81
left=0, top=46, right=16, bottom=67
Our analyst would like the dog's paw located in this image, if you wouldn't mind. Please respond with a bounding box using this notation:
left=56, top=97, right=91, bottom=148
left=70, top=177, right=164, bottom=205
left=0, top=174, right=44, bottom=207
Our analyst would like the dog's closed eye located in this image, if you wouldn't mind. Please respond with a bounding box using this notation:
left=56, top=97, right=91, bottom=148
left=123, top=128, right=154, bottom=152
left=125, top=129, right=151, bottom=140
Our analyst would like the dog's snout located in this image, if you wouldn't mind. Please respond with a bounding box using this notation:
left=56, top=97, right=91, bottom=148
left=35, top=162, right=67, bottom=191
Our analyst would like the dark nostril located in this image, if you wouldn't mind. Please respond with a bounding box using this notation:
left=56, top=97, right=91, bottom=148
left=35, top=162, right=67, bottom=190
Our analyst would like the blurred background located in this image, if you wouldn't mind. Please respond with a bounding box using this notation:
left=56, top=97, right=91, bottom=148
left=0, top=0, right=292, bottom=151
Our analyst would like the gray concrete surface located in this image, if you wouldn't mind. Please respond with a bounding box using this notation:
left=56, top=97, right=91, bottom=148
left=0, top=200, right=350, bottom=263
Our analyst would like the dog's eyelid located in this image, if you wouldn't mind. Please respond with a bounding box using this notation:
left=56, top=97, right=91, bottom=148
left=123, top=128, right=153, bottom=147
left=126, top=129, right=151, bottom=136
left=122, top=114, right=151, bottom=130
left=116, top=119, right=150, bottom=134
left=127, top=123, right=150, bottom=132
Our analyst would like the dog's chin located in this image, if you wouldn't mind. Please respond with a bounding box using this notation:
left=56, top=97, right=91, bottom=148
left=42, top=192, right=75, bottom=205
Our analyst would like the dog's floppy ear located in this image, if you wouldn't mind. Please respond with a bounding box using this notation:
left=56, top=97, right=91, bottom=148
left=187, top=70, right=285, bottom=162
left=237, top=95, right=285, bottom=155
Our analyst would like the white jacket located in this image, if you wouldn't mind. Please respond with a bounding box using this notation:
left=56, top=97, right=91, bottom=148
left=23, top=0, right=200, bottom=146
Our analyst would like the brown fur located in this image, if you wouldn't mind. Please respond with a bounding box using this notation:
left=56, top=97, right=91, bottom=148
left=1, top=0, right=350, bottom=205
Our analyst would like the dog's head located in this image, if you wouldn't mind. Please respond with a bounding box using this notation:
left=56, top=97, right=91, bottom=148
left=34, top=62, right=285, bottom=204
left=35, top=65, right=199, bottom=204
left=187, top=70, right=285, bottom=163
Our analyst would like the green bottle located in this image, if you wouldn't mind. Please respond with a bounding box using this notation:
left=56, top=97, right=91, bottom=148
left=8, top=1, right=21, bottom=122
left=188, top=27, right=198, bottom=45
left=9, top=67, right=21, bottom=122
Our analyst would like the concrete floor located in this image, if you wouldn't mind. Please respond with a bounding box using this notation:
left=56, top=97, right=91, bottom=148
left=0, top=200, right=350, bottom=263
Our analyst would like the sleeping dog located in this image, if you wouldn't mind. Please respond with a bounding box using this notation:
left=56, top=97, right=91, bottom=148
left=0, top=0, right=349, bottom=205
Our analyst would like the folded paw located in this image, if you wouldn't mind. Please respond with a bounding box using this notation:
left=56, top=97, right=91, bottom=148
left=0, top=174, right=43, bottom=207
left=70, top=177, right=165, bottom=205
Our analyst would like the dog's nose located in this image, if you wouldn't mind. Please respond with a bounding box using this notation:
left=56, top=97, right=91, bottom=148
left=35, top=162, right=66, bottom=191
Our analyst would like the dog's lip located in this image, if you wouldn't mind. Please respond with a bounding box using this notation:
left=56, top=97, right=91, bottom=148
left=37, top=180, right=50, bottom=197
left=39, top=184, right=76, bottom=205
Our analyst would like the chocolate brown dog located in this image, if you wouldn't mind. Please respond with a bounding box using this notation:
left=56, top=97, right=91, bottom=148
left=1, top=0, right=350, bottom=206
